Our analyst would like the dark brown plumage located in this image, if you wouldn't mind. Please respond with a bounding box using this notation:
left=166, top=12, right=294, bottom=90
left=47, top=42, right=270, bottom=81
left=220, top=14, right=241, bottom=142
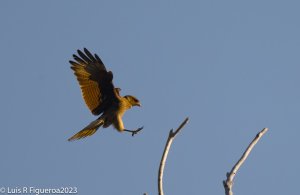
left=68, top=48, right=142, bottom=141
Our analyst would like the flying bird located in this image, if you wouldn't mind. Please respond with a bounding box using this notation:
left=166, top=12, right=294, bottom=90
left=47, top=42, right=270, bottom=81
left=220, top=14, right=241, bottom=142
left=68, top=48, right=143, bottom=141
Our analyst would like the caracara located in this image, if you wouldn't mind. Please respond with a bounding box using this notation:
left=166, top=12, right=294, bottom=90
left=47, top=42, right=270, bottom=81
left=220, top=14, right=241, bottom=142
left=68, top=48, right=142, bottom=141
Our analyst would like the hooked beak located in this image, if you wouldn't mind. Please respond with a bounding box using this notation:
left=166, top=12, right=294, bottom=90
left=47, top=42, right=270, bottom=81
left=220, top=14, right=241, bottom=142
left=136, top=102, right=141, bottom=107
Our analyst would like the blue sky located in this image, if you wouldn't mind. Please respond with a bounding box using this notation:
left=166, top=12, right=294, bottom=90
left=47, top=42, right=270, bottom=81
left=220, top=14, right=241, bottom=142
left=1, top=1, right=300, bottom=194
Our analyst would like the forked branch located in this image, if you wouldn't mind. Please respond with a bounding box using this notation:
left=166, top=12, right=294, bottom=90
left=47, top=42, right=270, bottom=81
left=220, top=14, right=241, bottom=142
left=158, top=117, right=189, bottom=195
left=223, top=127, right=269, bottom=195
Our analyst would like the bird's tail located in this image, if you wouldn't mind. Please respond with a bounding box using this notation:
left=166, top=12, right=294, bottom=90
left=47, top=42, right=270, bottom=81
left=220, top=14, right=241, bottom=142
left=68, top=118, right=104, bottom=141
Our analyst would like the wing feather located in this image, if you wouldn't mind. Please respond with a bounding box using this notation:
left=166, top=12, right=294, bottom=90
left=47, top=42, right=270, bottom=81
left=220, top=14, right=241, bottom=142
left=78, top=49, right=92, bottom=63
left=84, top=48, right=97, bottom=62
left=72, top=55, right=86, bottom=65
left=95, top=54, right=104, bottom=66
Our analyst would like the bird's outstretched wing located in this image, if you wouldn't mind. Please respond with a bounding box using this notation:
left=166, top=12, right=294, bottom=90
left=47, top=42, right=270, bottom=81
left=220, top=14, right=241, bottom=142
left=70, top=48, right=119, bottom=115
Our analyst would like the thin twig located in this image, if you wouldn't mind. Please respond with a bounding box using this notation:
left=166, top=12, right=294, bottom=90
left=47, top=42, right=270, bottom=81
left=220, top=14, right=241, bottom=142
left=158, top=117, right=189, bottom=195
left=223, top=127, right=269, bottom=195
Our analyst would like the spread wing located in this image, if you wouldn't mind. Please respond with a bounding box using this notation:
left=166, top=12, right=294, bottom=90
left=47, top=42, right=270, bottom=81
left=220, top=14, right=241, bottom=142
left=70, top=48, right=120, bottom=115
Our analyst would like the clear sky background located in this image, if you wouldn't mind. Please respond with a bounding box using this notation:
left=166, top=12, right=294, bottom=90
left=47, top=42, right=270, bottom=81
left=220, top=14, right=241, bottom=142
left=1, top=1, right=299, bottom=195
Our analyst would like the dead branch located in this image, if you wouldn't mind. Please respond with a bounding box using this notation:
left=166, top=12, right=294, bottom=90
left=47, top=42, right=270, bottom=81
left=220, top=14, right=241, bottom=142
left=223, top=127, right=269, bottom=195
left=158, top=117, right=189, bottom=195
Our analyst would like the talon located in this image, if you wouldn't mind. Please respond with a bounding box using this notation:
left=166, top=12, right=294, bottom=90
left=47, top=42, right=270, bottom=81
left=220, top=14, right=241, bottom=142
left=132, top=126, right=144, bottom=136
left=124, top=126, right=144, bottom=136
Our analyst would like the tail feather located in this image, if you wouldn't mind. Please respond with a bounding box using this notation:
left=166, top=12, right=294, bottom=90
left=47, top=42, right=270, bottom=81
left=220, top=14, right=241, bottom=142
left=68, top=118, right=104, bottom=141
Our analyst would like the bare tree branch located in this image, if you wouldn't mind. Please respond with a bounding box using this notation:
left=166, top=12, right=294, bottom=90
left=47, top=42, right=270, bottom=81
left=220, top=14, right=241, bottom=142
left=223, top=127, right=269, bottom=195
left=158, top=117, right=189, bottom=195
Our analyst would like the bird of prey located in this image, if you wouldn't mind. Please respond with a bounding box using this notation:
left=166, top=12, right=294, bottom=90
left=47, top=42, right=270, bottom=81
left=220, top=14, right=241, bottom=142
left=68, top=48, right=143, bottom=141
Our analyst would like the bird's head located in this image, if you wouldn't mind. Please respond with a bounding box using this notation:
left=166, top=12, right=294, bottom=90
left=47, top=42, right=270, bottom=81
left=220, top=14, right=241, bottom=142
left=124, top=95, right=141, bottom=107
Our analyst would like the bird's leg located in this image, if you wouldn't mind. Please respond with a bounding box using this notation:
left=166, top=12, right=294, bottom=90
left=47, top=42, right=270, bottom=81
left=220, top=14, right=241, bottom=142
left=124, top=126, right=144, bottom=136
